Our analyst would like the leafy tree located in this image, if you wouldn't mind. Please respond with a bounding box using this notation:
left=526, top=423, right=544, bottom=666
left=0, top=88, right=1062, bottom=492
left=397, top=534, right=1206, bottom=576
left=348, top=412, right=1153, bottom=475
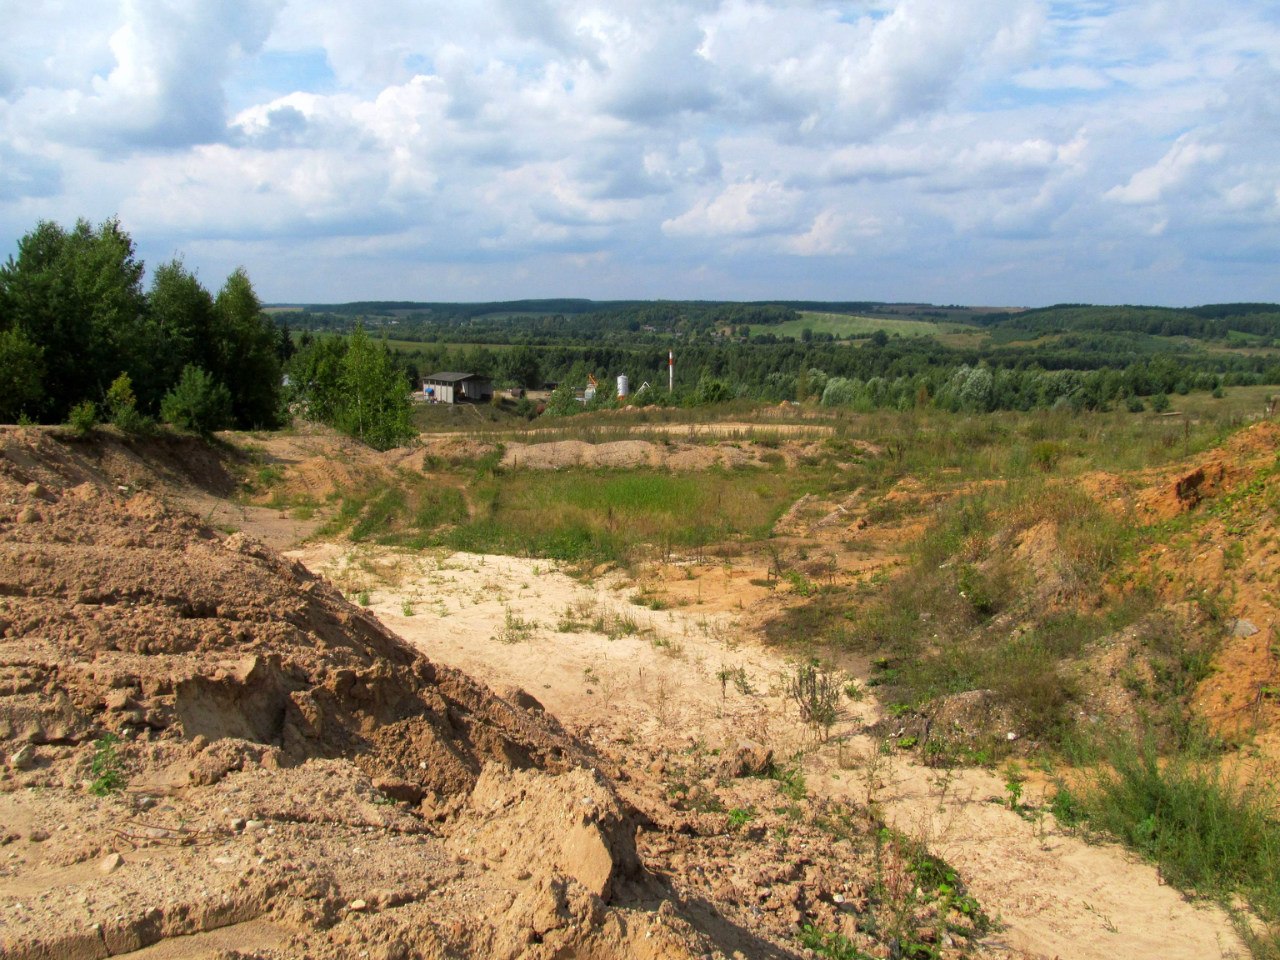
left=0, top=327, right=45, bottom=422
left=544, top=382, right=581, bottom=417
left=335, top=324, right=414, bottom=450
left=0, top=218, right=146, bottom=419
left=212, top=268, right=282, bottom=428
left=161, top=365, right=232, bottom=435
left=500, top=345, right=541, bottom=389
left=286, top=335, right=348, bottom=424
left=145, top=259, right=216, bottom=398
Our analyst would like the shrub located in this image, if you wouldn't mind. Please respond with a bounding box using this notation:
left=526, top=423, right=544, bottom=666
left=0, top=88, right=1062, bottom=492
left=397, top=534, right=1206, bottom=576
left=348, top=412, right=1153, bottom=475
left=105, top=372, right=154, bottom=434
left=89, top=733, right=126, bottom=795
left=788, top=661, right=841, bottom=738
left=161, top=365, right=232, bottom=436
left=66, top=400, right=99, bottom=436
left=1078, top=732, right=1280, bottom=939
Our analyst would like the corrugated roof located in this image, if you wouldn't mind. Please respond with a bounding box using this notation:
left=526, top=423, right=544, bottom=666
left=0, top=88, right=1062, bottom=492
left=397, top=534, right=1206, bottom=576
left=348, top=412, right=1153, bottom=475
left=423, top=371, right=487, bottom=383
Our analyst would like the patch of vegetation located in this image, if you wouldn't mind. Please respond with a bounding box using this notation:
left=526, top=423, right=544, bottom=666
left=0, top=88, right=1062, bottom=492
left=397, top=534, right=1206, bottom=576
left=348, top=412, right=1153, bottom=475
left=787, top=660, right=842, bottom=739
left=89, top=734, right=126, bottom=796
left=1070, top=732, right=1280, bottom=953
left=441, top=467, right=804, bottom=565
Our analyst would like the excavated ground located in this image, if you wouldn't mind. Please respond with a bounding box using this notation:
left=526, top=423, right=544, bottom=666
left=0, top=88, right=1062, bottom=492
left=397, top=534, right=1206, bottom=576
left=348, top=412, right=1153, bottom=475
left=0, top=426, right=1011, bottom=960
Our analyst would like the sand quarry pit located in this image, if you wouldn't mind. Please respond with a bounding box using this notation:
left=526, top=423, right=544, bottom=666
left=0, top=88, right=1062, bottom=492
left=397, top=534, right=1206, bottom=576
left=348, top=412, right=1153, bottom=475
left=0, top=424, right=1254, bottom=960
left=297, top=542, right=1246, bottom=960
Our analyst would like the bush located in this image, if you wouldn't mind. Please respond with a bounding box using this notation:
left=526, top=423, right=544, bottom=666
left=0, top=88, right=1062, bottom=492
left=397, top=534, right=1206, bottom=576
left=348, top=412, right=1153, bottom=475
left=1078, top=733, right=1280, bottom=938
left=105, top=372, right=154, bottom=434
left=161, top=365, right=232, bottom=435
left=66, top=400, right=99, bottom=436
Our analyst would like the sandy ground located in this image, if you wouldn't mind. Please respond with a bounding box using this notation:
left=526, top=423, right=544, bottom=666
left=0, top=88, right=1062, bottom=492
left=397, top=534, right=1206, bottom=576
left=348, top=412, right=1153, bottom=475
left=291, top=544, right=1247, bottom=960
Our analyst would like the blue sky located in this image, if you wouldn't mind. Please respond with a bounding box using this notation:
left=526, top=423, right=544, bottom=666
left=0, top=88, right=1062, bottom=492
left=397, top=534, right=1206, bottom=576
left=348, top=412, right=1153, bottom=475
left=1, top=0, right=1278, bottom=306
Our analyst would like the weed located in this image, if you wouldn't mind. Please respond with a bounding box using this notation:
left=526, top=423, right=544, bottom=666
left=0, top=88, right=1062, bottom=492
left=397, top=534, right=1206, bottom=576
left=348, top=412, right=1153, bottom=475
left=89, top=734, right=126, bottom=796
left=357, top=589, right=371, bottom=607
left=767, top=759, right=808, bottom=801
left=1003, top=763, right=1025, bottom=812
left=726, top=807, right=756, bottom=831
left=498, top=606, right=535, bottom=644
left=788, top=660, right=842, bottom=739
left=797, top=924, right=871, bottom=959
left=1075, top=731, right=1280, bottom=944
left=401, top=600, right=415, bottom=616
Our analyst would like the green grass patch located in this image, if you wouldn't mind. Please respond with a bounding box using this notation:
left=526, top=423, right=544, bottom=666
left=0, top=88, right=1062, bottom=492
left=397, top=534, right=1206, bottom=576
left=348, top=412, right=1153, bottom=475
left=1071, top=733, right=1280, bottom=953
left=441, top=467, right=803, bottom=564
left=751, top=312, right=974, bottom=340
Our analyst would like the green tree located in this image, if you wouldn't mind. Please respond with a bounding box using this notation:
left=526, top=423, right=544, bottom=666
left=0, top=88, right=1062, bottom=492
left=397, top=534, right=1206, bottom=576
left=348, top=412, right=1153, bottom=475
left=0, top=218, right=146, bottom=419
left=336, top=324, right=414, bottom=450
left=145, top=259, right=216, bottom=396
left=212, top=268, right=282, bottom=428
left=500, top=345, right=541, bottom=389
left=0, top=327, right=45, bottom=422
left=161, top=365, right=232, bottom=435
left=286, top=335, right=348, bottom=424
left=544, top=382, right=580, bottom=417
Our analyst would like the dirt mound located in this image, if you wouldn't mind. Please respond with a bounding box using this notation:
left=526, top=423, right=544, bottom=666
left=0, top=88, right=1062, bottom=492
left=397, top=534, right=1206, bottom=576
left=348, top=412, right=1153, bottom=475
left=0, top=439, right=576, bottom=801
left=502, top=439, right=763, bottom=470
left=0, top=428, right=706, bottom=959
left=1, top=425, right=240, bottom=500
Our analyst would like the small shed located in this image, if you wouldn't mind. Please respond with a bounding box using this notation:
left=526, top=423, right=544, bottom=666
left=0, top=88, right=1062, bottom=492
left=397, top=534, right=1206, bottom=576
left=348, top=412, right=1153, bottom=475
left=422, top=371, right=493, bottom=404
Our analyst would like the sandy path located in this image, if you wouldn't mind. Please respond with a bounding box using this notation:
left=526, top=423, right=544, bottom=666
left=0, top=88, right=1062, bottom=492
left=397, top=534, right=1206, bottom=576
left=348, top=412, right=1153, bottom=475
left=289, top=544, right=1247, bottom=960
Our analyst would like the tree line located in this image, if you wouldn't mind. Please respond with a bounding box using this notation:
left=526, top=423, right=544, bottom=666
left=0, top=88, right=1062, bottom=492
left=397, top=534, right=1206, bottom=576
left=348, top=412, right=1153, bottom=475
left=0, top=218, right=287, bottom=432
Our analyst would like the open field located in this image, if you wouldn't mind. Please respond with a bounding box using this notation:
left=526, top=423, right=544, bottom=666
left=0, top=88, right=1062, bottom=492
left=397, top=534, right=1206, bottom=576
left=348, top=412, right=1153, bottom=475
left=750, top=311, right=977, bottom=339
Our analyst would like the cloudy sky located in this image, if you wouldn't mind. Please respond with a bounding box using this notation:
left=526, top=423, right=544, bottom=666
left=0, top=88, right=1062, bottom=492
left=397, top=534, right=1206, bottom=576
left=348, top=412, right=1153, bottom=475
left=2, top=1, right=1278, bottom=306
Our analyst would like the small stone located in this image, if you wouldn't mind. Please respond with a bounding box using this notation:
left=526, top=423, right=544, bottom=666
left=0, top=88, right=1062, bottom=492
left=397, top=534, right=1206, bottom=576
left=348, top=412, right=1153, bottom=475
left=1230, top=618, right=1260, bottom=638
left=1006, top=732, right=1019, bottom=741
left=28, top=830, right=49, bottom=843
left=245, top=819, right=266, bottom=832
left=718, top=740, right=773, bottom=778
left=9, top=744, right=35, bottom=771
left=348, top=899, right=369, bottom=912
left=16, top=506, right=41, bottom=524
left=230, top=818, right=247, bottom=832
left=99, top=853, right=124, bottom=874
left=136, top=796, right=156, bottom=811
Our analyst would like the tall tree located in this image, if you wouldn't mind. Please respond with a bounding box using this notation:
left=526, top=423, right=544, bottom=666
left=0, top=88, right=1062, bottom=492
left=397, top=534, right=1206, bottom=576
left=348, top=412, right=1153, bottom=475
left=212, top=267, right=282, bottom=428
left=147, top=259, right=215, bottom=380
left=336, top=324, right=414, bottom=450
left=0, top=218, right=146, bottom=419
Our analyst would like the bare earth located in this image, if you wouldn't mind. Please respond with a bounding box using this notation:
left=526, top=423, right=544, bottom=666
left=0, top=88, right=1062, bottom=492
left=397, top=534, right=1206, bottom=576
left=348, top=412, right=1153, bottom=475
left=298, top=543, right=1244, bottom=960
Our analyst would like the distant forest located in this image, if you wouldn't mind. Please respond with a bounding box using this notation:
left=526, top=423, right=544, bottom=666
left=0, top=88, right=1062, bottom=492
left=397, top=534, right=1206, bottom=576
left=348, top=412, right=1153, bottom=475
left=4, top=215, right=1278, bottom=432
left=277, top=297, right=1280, bottom=415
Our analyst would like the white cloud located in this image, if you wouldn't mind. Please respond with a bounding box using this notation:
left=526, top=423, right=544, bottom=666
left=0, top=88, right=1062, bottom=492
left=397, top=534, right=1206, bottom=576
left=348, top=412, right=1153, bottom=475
left=1106, top=137, right=1226, bottom=205
left=662, top=178, right=803, bottom=238
left=2, top=0, right=1280, bottom=304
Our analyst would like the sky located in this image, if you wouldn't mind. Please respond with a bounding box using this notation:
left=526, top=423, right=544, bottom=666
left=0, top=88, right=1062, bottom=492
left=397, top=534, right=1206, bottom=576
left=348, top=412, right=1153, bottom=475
left=1, top=0, right=1278, bottom=307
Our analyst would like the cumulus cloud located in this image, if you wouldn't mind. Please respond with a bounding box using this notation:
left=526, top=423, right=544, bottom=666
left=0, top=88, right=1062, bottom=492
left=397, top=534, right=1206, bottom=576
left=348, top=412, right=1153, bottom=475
left=1107, top=137, right=1226, bottom=205
left=4, top=0, right=283, bottom=153
left=663, top=178, right=803, bottom=238
left=2, top=0, right=1280, bottom=304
